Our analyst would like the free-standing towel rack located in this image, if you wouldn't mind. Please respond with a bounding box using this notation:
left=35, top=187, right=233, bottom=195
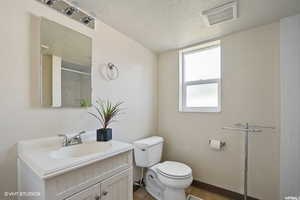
left=222, top=123, right=275, bottom=200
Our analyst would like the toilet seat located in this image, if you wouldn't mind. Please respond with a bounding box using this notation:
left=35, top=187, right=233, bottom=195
left=157, top=161, right=192, bottom=179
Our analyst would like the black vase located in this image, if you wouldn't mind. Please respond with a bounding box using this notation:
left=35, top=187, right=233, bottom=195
left=97, top=128, right=112, bottom=142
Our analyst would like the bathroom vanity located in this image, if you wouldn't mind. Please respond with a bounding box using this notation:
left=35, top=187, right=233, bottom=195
left=17, top=135, right=133, bottom=200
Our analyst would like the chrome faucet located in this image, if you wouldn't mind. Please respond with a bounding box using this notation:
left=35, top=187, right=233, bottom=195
left=58, top=131, right=85, bottom=147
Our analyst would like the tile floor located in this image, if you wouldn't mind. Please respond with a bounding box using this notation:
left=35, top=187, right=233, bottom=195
left=133, top=186, right=231, bottom=200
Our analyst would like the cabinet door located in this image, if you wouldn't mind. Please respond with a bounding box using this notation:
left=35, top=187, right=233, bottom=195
left=100, top=168, right=133, bottom=200
left=65, top=183, right=101, bottom=200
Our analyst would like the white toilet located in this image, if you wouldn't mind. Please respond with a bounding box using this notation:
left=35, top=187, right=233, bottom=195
left=133, top=136, right=193, bottom=200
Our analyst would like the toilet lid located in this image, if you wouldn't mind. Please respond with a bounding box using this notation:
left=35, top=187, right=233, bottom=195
left=157, top=161, right=192, bottom=179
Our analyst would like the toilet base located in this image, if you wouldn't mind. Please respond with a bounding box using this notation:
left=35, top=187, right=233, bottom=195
left=187, top=194, right=203, bottom=200
left=145, top=164, right=191, bottom=200
left=164, top=187, right=186, bottom=200
left=146, top=186, right=189, bottom=200
left=145, top=169, right=164, bottom=200
left=146, top=186, right=187, bottom=200
left=146, top=185, right=163, bottom=200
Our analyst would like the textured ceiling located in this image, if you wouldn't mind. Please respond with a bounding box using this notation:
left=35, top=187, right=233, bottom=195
left=68, top=0, right=300, bottom=52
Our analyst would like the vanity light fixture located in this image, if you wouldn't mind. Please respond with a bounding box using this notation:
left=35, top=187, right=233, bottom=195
left=36, top=0, right=95, bottom=29
left=81, top=16, right=93, bottom=25
left=64, top=7, right=78, bottom=16
left=44, top=0, right=58, bottom=6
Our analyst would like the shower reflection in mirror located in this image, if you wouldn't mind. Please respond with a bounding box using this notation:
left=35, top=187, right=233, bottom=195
left=40, top=18, right=92, bottom=108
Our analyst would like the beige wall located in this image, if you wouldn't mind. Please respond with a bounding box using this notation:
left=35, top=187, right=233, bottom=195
left=158, top=23, right=280, bottom=199
left=0, top=0, right=157, bottom=196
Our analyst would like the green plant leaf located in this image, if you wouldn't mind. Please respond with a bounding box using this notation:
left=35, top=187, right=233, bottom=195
left=88, top=99, right=124, bottom=129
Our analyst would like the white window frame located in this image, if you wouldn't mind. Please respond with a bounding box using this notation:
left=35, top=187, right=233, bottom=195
left=179, top=40, right=221, bottom=113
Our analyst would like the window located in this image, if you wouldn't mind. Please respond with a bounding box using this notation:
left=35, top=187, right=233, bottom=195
left=179, top=41, right=221, bottom=112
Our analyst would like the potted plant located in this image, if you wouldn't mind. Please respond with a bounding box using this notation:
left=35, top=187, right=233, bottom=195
left=89, top=99, right=123, bottom=141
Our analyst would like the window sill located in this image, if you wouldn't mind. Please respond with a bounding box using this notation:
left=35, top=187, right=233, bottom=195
left=179, top=107, right=221, bottom=113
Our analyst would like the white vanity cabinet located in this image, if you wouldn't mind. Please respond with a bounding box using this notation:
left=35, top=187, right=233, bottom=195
left=65, top=169, right=132, bottom=200
left=18, top=139, right=133, bottom=200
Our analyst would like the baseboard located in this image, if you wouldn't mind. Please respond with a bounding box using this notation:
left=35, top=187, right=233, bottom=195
left=192, top=180, right=259, bottom=200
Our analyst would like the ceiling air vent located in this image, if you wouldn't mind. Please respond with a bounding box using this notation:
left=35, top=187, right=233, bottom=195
left=202, top=1, right=238, bottom=26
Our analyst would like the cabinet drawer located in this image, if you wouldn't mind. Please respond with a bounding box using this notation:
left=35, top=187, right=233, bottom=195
left=46, top=151, right=132, bottom=200
left=100, top=168, right=133, bottom=200
left=65, top=183, right=100, bottom=200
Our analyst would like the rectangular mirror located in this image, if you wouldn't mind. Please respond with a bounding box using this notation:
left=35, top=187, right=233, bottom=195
left=40, top=18, right=92, bottom=108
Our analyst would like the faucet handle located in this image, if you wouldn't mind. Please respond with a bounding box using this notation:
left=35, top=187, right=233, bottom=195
left=58, top=134, right=69, bottom=146
left=58, top=134, right=68, bottom=138
left=78, top=131, right=86, bottom=135
left=72, top=131, right=85, bottom=144
left=74, top=131, right=86, bottom=138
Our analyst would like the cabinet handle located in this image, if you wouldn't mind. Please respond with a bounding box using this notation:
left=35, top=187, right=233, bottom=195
left=102, top=191, right=108, bottom=196
left=95, top=196, right=100, bottom=200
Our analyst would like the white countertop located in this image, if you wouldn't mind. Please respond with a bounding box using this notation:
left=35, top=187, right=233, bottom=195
left=18, top=133, right=133, bottom=179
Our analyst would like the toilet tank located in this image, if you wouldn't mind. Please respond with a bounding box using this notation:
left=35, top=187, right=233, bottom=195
left=133, top=136, right=164, bottom=167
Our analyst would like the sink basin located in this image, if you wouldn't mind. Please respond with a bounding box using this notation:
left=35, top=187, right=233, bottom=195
left=49, top=141, right=112, bottom=159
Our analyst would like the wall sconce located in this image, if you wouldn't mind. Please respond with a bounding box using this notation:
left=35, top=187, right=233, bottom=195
left=99, top=63, right=119, bottom=81
left=106, top=63, right=119, bottom=80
